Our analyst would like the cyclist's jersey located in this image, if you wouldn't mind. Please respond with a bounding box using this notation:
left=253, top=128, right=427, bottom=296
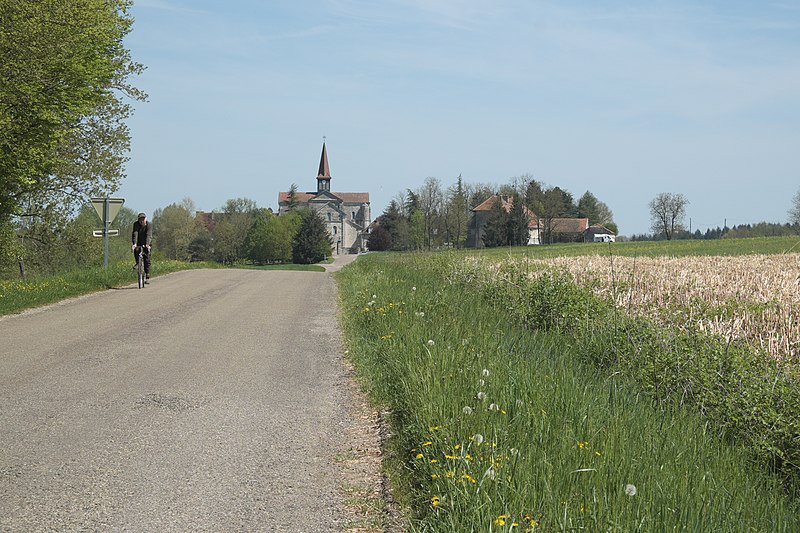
left=132, top=221, right=152, bottom=247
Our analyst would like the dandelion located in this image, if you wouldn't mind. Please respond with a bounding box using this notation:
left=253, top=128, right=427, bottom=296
left=510, top=448, right=519, bottom=456
left=422, top=441, right=433, bottom=447
left=415, top=453, right=424, bottom=459
left=461, top=473, right=477, bottom=484
left=488, top=403, right=499, bottom=411
left=477, top=391, right=487, bottom=401
left=412, top=287, right=416, bottom=292
left=431, top=495, right=441, bottom=507
left=372, top=294, right=377, bottom=299
left=577, top=441, right=588, bottom=449
left=494, top=514, right=507, bottom=526
left=473, top=433, right=484, bottom=445
left=625, top=484, right=637, bottom=496
left=482, top=368, right=490, bottom=377
left=463, top=406, right=473, bottom=415
left=479, top=379, right=485, bottom=386
left=484, top=467, right=496, bottom=480
left=415, top=311, right=425, bottom=317
left=427, top=339, right=435, bottom=346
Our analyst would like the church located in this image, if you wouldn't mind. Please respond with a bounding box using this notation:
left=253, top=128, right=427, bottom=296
left=277, top=143, right=371, bottom=254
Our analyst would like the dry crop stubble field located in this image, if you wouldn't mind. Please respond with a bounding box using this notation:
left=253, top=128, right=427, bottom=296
left=476, top=252, right=800, bottom=360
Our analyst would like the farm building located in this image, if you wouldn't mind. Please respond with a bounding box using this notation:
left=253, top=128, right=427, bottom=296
left=584, top=224, right=617, bottom=242
left=468, top=195, right=590, bottom=247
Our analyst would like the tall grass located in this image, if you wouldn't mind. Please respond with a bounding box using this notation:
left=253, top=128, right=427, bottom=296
left=336, top=253, right=800, bottom=531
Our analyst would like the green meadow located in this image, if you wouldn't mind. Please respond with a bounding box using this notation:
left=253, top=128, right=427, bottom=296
left=336, top=244, right=800, bottom=531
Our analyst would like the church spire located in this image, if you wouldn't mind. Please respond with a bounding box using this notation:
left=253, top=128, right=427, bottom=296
left=316, top=140, right=331, bottom=192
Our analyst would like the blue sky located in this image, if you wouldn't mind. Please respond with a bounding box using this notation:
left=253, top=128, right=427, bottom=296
left=117, top=0, right=800, bottom=235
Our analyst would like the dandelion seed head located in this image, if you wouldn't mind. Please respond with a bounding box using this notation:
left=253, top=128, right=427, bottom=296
left=462, top=406, right=473, bottom=415
left=625, top=484, right=637, bottom=496
left=477, top=391, right=487, bottom=401
left=482, top=368, right=490, bottom=377
left=479, top=379, right=485, bottom=386
left=427, top=339, right=435, bottom=346
left=411, top=287, right=416, bottom=292
left=488, top=403, right=499, bottom=411
left=473, top=433, right=484, bottom=445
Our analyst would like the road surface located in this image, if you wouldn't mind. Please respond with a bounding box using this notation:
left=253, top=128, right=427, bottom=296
left=0, top=256, right=378, bottom=532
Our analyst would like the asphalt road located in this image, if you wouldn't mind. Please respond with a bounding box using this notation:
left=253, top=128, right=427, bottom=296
left=0, top=257, right=366, bottom=532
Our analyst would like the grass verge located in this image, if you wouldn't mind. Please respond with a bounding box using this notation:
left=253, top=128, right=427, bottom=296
left=336, top=252, right=800, bottom=531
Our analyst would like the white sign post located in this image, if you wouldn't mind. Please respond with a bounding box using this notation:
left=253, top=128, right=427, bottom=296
left=90, top=197, right=125, bottom=269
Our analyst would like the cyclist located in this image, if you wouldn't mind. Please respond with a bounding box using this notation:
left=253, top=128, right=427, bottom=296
left=132, top=212, right=153, bottom=284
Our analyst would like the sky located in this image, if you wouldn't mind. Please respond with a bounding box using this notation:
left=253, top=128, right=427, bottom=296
left=116, top=0, right=800, bottom=236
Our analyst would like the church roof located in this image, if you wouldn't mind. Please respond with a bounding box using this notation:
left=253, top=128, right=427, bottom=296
left=317, top=142, right=331, bottom=179
left=278, top=191, right=369, bottom=203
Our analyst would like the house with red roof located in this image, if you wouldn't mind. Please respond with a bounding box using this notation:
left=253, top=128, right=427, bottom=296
left=278, top=142, right=371, bottom=254
left=469, top=195, right=589, bottom=247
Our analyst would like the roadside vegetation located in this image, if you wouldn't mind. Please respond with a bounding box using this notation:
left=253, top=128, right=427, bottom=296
left=336, top=242, right=800, bottom=531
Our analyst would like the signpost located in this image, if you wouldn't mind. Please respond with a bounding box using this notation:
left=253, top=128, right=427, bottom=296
left=90, top=197, right=125, bottom=269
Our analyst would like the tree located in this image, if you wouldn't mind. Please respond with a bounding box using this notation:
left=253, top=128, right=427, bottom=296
left=649, top=192, right=689, bottom=240
left=578, top=190, right=615, bottom=228
left=292, top=209, right=332, bottom=264
left=0, top=0, right=145, bottom=230
left=367, top=226, right=392, bottom=251
left=286, top=183, right=300, bottom=212
left=444, top=176, right=469, bottom=249
left=245, top=210, right=298, bottom=263
left=789, top=188, right=800, bottom=226
left=482, top=197, right=508, bottom=248
left=152, top=198, right=199, bottom=260
left=507, top=194, right=530, bottom=246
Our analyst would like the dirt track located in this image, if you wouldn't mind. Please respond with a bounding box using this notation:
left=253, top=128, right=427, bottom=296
left=0, top=257, right=382, bottom=532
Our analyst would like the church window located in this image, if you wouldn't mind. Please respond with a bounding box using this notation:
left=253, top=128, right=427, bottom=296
left=327, top=212, right=331, bottom=221
left=333, top=226, right=337, bottom=234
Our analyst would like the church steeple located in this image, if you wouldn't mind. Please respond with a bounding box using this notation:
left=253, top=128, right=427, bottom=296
left=317, top=141, right=331, bottom=193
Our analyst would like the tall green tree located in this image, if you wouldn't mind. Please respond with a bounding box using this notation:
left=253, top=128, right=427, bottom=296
left=0, top=0, right=145, bottom=229
left=507, top=194, right=530, bottom=246
left=444, top=176, right=469, bottom=249
left=292, top=209, right=332, bottom=264
left=152, top=198, right=199, bottom=260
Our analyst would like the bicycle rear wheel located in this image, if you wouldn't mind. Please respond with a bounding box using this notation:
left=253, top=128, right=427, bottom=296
left=137, top=254, right=145, bottom=289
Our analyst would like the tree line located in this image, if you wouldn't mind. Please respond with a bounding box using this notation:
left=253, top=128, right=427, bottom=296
left=641, top=189, right=800, bottom=241
left=368, top=174, right=617, bottom=251
left=152, top=197, right=331, bottom=265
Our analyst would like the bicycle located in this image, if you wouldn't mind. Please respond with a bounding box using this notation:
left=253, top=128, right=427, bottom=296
left=134, top=245, right=148, bottom=289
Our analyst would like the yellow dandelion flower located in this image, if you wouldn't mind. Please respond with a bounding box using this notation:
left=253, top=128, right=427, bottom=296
left=422, top=441, right=433, bottom=447
left=577, top=441, right=588, bottom=449
left=431, top=495, right=441, bottom=507
left=416, top=453, right=424, bottom=459
left=494, top=515, right=507, bottom=526
left=431, top=473, right=440, bottom=480
left=430, top=459, right=438, bottom=464
left=595, top=451, right=601, bottom=457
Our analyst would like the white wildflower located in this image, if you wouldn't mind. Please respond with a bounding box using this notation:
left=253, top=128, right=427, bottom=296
left=463, top=406, right=473, bottom=415
left=427, top=339, right=435, bottom=346
left=488, top=403, right=499, bottom=411
left=479, top=379, right=485, bottom=386
left=411, top=286, right=416, bottom=292
left=473, top=433, right=484, bottom=445
left=484, top=467, right=496, bottom=481
left=625, top=484, right=637, bottom=497
left=482, top=368, right=490, bottom=377
left=477, top=391, right=487, bottom=401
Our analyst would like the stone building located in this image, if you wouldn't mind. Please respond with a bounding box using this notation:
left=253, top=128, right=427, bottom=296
left=277, top=143, right=371, bottom=254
